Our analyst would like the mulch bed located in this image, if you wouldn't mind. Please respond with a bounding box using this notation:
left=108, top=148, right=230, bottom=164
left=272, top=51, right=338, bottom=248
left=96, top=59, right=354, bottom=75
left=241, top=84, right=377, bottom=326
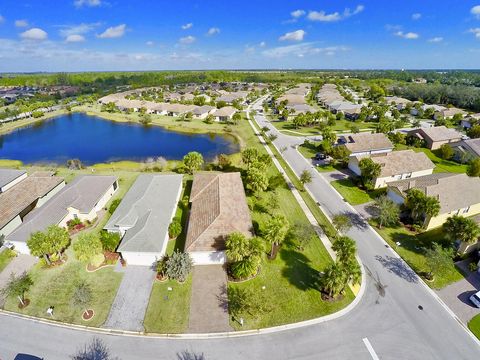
left=18, top=299, right=30, bottom=309
left=86, top=252, right=120, bottom=272
left=320, top=292, right=345, bottom=302
left=82, top=309, right=95, bottom=321
left=155, top=274, right=168, bottom=282
left=227, top=267, right=261, bottom=283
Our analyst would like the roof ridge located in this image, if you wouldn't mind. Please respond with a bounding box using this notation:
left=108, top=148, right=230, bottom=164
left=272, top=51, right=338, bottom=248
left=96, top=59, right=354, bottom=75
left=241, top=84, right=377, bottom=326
left=190, top=174, right=219, bottom=202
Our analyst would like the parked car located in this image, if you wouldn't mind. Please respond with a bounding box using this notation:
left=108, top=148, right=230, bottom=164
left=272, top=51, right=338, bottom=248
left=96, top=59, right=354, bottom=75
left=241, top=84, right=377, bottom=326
left=315, top=152, right=327, bottom=160
left=470, top=290, right=480, bottom=308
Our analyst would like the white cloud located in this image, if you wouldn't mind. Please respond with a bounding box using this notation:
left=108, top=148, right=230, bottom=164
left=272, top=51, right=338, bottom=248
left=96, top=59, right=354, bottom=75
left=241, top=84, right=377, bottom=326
left=59, top=22, right=101, bottom=37
left=291, top=9, right=305, bottom=18
left=263, top=42, right=348, bottom=58
left=395, top=31, right=419, bottom=39
left=279, top=29, right=306, bottom=42
left=74, top=0, right=102, bottom=8
left=412, top=13, right=422, bottom=20
left=471, top=5, right=480, bottom=19
left=97, top=24, right=126, bottom=39
left=428, top=37, right=443, bottom=43
left=308, top=5, right=364, bottom=22
left=146, top=41, right=154, bottom=46
left=470, top=28, right=480, bottom=39
left=181, top=23, right=193, bottom=30
left=259, top=41, right=266, bottom=47
left=65, top=34, right=85, bottom=43
left=15, top=20, right=28, bottom=28
left=207, top=27, right=220, bottom=36
left=179, top=35, right=196, bottom=44
left=20, top=28, right=48, bottom=41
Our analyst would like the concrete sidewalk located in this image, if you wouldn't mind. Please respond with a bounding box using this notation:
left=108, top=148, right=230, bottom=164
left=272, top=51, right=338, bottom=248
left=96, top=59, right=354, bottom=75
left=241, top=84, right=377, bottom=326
left=103, top=265, right=155, bottom=331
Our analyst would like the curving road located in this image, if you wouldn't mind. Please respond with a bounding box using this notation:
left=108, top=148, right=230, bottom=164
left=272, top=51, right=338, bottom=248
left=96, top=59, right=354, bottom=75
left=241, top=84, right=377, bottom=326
left=1, top=99, right=480, bottom=359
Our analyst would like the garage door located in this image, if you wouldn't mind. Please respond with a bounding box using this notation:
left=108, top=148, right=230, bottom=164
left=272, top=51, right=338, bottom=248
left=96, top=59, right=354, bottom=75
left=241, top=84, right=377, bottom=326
left=190, top=251, right=226, bottom=265
left=121, top=251, right=160, bottom=266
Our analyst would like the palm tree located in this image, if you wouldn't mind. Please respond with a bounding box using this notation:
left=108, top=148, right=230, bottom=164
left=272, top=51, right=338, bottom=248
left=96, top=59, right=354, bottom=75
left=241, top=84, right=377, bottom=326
left=340, top=260, right=362, bottom=293
left=321, top=263, right=346, bottom=298
left=263, top=215, right=290, bottom=258
left=331, top=236, right=356, bottom=265
left=226, top=233, right=265, bottom=279
left=423, top=197, right=441, bottom=220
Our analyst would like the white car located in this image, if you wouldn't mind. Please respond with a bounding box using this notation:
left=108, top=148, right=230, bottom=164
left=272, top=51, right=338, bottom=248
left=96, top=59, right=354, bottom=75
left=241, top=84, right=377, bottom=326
left=470, top=291, right=480, bottom=308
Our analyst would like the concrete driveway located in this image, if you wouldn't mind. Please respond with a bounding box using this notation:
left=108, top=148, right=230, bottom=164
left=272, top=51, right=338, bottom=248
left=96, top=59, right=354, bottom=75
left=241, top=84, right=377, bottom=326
left=0, top=253, right=37, bottom=306
left=436, top=261, right=480, bottom=325
left=103, top=265, right=155, bottom=331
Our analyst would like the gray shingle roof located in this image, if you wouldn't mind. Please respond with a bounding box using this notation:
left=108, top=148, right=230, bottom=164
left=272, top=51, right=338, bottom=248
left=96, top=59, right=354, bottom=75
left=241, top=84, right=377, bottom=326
left=343, top=133, right=394, bottom=153
left=0, top=169, right=26, bottom=190
left=105, top=174, right=183, bottom=253
left=6, top=175, right=117, bottom=244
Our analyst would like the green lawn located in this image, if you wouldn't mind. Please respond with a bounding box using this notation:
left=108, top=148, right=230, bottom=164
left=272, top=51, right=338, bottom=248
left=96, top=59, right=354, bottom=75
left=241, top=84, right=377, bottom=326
left=269, top=118, right=377, bottom=136
left=331, top=179, right=384, bottom=205
left=144, top=276, right=193, bottom=333
left=0, top=249, right=16, bottom=273
left=413, top=148, right=468, bottom=174
left=373, top=225, right=463, bottom=289
left=468, top=314, right=480, bottom=340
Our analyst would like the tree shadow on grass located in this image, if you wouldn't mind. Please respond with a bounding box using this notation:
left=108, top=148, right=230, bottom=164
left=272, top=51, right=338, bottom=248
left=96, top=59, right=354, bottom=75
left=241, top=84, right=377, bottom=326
left=374, top=254, right=418, bottom=283
left=280, top=248, right=320, bottom=291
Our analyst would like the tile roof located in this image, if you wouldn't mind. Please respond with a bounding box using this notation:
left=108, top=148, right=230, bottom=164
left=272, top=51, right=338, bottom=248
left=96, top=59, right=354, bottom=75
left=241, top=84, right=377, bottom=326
left=6, top=175, right=117, bottom=244
left=411, top=126, right=463, bottom=142
left=0, top=169, right=26, bottom=190
left=105, top=174, right=183, bottom=253
left=185, top=172, right=253, bottom=252
left=213, top=106, right=237, bottom=117
left=388, top=173, right=480, bottom=213
left=0, top=172, right=64, bottom=229
left=343, top=133, right=394, bottom=153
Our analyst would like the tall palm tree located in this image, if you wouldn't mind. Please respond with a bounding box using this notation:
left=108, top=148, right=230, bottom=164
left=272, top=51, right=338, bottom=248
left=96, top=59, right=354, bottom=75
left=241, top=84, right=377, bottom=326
left=263, top=215, right=290, bottom=258
left=331, top=236, right=356, bottom=265
left=321, top=263, right=346, bottom=298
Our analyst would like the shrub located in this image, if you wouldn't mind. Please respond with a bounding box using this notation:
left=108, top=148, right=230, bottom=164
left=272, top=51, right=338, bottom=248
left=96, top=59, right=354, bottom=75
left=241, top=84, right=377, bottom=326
left=73, top=233, right=103, bottom=263
left=100, top=231, right=121, bottom=252
left=90, top=253, right=105, bottom=268
left=108, top=199, right=121, bottom=214
left=67, top=218, right=82, bottom=230
left=168, top=219, right=182, bottom=239
left=469, top=261, right=479, bottom=272
left=165, top=251, right=193, bottom=282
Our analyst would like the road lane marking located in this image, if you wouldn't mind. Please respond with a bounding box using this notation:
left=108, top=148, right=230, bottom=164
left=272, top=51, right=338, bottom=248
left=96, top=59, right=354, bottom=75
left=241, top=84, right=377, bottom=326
left=362, top=338, right=380, bottom=360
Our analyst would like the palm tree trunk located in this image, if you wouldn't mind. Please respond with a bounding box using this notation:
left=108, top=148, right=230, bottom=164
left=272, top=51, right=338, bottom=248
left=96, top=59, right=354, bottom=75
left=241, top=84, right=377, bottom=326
left=18, top=295, right=24, bottom=306
left=270, top=243, right=274, bottom=258
left=43, top=254, right=51, bottom=266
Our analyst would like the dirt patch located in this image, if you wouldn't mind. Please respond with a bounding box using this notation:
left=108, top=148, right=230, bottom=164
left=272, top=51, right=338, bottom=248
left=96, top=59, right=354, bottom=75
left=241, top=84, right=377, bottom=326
left=18, top=299, right=30, bottom=309
left=82, top=309, right=95, bottom=321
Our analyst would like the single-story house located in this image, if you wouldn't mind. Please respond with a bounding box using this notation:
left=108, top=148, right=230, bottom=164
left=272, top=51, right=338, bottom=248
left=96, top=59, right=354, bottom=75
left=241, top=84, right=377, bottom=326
left=0, top=172, right=65, bottom=239
left=387, top=173, right=480, bottom=231
left=164, top=103, right=196, bottom=116
left=192, top=105, right=216, bottom=119
left=460, top=114, right=480, bottom=129
left=340, top=132, right=394, bottom=157
left=450, top=138, right=480, bottom=163
left=411, top=104, right=446, bottom=116
left=216, top=92, right=247, bottom=104
left=407, top=126, right=464, bottom=150
left=185, top=172, right=253, bottom=265
left=276, top=94, right=306, bottom=106
left=349, top=150, right=435, bottom=188
left=287, top=103, right=315, bottom=115
left=285, top=84, right=310, bottom=96
left=0, top=169, right=27, bottom=193
left=6, top=175, right=118, bottom=254
left=104, top=174, right=183, bottom=266
left=212, top=106, right=237, bottom=122
left=329, top=101, right=363, bottom=119
left=435, top=107, right=467, bottom=120
left=385, top=96, right=411, bottom=110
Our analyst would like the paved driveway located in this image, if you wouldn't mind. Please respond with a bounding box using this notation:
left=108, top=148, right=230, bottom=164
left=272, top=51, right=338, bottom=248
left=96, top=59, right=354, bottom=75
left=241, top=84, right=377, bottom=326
left=103, top=265, right=155, bottom=331
left=188, top=265, right=232, bottom=333
left=0, top=253, right=37, bottom=305
left=436, top=261, right=480, bottom=325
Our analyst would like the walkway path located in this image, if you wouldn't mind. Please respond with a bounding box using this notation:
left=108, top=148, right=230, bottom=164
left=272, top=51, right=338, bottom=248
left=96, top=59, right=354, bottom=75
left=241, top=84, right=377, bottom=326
left=188, top=265, right=231, bottom=333
left=103, top=265, right=155, bottom=331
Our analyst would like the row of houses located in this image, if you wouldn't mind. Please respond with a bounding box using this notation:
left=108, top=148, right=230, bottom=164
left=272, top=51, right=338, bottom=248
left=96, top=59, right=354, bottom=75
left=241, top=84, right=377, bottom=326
left=275, top=84, right=316, bottom=115
left=385, top=96, right=470, bottom=120
left=98, top=96, right=238, bottom=122
left=2, top=168, right=253, bottom=267
left=316, top=83, right=363, bottom=119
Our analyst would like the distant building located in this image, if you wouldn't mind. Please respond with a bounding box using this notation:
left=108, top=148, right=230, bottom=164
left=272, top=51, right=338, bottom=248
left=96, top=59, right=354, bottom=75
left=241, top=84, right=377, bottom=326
left=407, top=126, right=463, bottom=150
left=212, top=106, right=237, bottom=122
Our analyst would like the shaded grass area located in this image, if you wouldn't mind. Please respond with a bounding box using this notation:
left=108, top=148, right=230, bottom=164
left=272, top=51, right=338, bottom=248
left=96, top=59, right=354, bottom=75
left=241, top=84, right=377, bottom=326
left=0, top=249, right=16, bottom=273
left=331, top=178, right=384, bottom=205
left=373, top=224, right=463, bottom=289
left=143, top=275, right=193, bottom=333
left=468, top=314, right=480, bottom=340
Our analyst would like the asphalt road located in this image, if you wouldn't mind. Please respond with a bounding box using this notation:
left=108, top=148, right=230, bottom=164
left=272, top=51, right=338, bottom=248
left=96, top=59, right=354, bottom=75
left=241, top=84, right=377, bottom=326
left=1, top=99, right=479, bottom=360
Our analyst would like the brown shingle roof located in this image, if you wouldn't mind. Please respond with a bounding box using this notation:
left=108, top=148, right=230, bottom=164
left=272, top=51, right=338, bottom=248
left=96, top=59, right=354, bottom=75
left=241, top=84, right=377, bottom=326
left=185, top=173, right=253, bottom=252
left=0, top=172, right=64, bottom=229
left=411, top=126, right=463, bottom=142
left=343, top=133, right=394, bottom=153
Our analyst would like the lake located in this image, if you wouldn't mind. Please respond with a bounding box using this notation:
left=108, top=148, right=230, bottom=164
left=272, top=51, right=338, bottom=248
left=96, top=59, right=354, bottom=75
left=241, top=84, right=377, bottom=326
left=0, top=113, right=239, bottom=165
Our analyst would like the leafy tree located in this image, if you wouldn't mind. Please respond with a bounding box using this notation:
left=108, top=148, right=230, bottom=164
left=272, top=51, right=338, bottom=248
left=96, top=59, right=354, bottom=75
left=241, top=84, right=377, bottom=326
left=424, top=243, right=453, bottom=280
left=358, top=158, right=381, bottom=189
left=232, top=112, right=242, bottom=124
left=183, top=151, right=204, bottom=174
left=405, top=189, right=440, bottom=225
left=291, top=222, right=316, bottom=251
left=330, top=145, right=351, bottom=165
left=241, top=148, right=259, bottom=167
left=100, top=231, right=121, bottom=252
left=467, top=158, right=480, bottom=177
left=2, top=272, right=33, bottom=306
left=168, top=219, right=182, bottom=238
left=72, top=281, right=93, bottom=315
left=331, top=236, right=356, bottom=265
left=467, top=125, right=480, bottom=139
left=73, top=232, right=103, bottom=263
left=165, top=251, right=193, bottom=282
left=226, top=232, right=264, bottom=279
left=299, top=170, right=312, bottom=187
left=439, top=144, right=454, bottom=160
left=340, top=259, right=362, bottom=292
left=443, top=215, right=480, bottom=244
left=332, top=214, right=352, bottom=234
left=321, top=127, right=336, bottom=145
left=263, top=215, right=289, bottom=258
left=373, top=196, right=400, bottom=228
left=27, top=225, right=70, bottom=265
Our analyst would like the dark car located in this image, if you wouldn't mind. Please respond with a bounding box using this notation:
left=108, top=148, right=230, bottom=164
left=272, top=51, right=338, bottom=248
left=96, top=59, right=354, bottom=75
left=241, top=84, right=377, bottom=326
left=315, top=153, right=327, bottom=160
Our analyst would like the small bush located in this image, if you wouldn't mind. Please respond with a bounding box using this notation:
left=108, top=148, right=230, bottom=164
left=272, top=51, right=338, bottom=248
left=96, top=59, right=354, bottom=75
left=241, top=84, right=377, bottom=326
left=165, top=251, right=193, bottom=282
left=90, top=253, right=105, bottom=268
left=100, top=231, right=121, bottom=252
left=168, top=219, right=182, bottom=239
left=469, top=261, right=479, bottom=272
left=108, top=199, right=121, bottom=214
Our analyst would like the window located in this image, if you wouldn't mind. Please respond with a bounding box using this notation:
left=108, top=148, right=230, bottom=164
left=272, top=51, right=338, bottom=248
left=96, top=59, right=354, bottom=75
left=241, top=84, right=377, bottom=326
left=73, top=214, right=78, bottom=219
left=463, top=207, right=470, bottom=214
left=113, top=181, right=118, bottom=191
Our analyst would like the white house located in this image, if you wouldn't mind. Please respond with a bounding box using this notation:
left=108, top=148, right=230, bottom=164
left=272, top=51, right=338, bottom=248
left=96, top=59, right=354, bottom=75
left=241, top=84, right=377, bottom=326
left=104, top=174, right=183, bottom=266
left=0, top=169, right=27, bottom=193
left=192, top=105, right=216, bottom=119
left=212, top=106, right=237, bottom=122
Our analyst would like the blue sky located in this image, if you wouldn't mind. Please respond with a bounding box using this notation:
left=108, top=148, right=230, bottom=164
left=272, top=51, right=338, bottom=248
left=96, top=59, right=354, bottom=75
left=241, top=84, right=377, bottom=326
left=0, top=0, right=480, bottom=71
